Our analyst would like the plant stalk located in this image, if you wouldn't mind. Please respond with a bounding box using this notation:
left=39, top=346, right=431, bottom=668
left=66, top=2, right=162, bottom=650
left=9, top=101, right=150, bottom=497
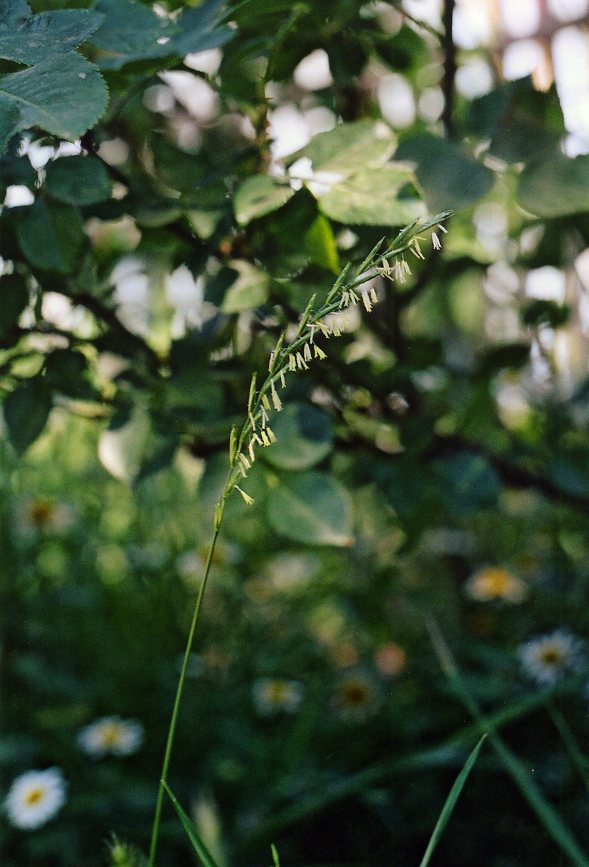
left=147, top=503, right=225, bottom=867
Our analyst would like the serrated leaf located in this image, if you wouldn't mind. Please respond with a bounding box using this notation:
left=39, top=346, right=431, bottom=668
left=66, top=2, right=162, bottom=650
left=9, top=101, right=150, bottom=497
left=221, top=261, right=269, bottom=313
left=45, top=155, right=112, bottom=206
left=262, top=402, right=333, bottom=470
left=316, top=164, right=425, bottom=226
left=234, top=175, right=294, bottom=226
left=289, top=120, right=397, bottom=174
left=0, top=52, right=108, bottom=149
left=518, top=151, right=589, bottom=217
left=15, top=199, right=84, bottom=273
left=396, top=134, right=494, bottom=212
left=89, top=0, right=233, bottom=69
left=0, top=8, right=104, bottom=65
left=4, top=377, right=52, bottom=455
left=90, top=0, right=176, bottom=69
left=266, top=471, right=354, bottom=546
left=0, top=95, right=20, bottom=153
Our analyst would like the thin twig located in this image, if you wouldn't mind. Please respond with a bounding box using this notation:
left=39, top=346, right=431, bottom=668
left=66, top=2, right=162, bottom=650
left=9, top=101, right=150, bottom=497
left=441, top=0, right=456, bottom=139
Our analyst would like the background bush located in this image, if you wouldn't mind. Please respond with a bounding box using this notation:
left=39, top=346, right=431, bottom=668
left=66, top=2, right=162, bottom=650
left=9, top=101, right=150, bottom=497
left=1, top=0, right=589, bottom=864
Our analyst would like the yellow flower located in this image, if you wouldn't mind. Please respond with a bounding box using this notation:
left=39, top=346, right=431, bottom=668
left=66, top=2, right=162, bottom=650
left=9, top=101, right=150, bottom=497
left=464, top=566, right=528, bottom=603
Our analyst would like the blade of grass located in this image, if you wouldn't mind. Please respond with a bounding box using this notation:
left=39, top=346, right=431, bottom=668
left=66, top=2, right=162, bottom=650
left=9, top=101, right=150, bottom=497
left=162, top=781, right=220, bottom=867
left=271, top=843, right=281, bottom=867
left=427, top=618, right=589, bottom=867
left=244, top=678, right=571, bottom=850
left=546, top=700, right=589, bottom=793
left=418, top=734, right=486, bottom=867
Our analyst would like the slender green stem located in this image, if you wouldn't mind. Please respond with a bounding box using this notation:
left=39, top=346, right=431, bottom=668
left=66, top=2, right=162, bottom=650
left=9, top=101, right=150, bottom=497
left=147, top=505, right=225, bottom=867
left=546, top=700, right=589, bottom=793
left=146, top=213, right=451, bottom=864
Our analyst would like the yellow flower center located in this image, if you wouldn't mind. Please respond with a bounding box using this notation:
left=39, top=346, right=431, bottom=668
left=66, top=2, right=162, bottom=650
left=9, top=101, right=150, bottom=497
left=29, top=500, right=54, bottom=526
left=100, top=723, right=122, bottom=746
left=340, top=680, right=371, bottom=706
left=267, top=682, right=288, bottom=702
left=24, top=787, right=44, bottom=806
left=482, top=568, right=513, bottom=594
left=539, top=648, right=564, bottom=666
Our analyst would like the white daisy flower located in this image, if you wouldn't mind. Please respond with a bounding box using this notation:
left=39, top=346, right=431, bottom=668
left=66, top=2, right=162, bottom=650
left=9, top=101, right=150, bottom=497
left=252, top=678, right=303, bottom=716
left=4, top=768, right=67, bottom=830
left=518, top=630, right=585, bottom=685
left=77, top=716, right=144, bottom=758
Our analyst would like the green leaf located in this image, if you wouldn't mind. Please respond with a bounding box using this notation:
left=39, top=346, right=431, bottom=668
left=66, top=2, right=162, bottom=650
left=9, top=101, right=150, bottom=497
left=262, top=402, right=333, bottom=470
left=0, top=96, right=20, bottom=153
left=316, top=164, right=425, bottom=226
left=433, top=452, right=500, bottom=514
left=0, top=1, right=30, bottom=26
left=221, top=261, right=270, bottom=312
left=15, top=199, right=84, bottom=273
left=549, top=454, right=589, bottom=498
left=89, top=0, right=233, bottom=69
left=45, top=155, right=112, bottom=206
left=304, top=214, right=340, bottom=273
left=44, top=349, right=95, bottom=399
left=0, top=52, right=108, bottom=149
left=266, top=471, right=354, bottom=546
left=518, top=151, right=589, bottom=217
left=521, top=299, right=569, bottom=329
left=98, top=408, right=151, bottom=484
left=90, top=0, right=175, bottom=69
left=0, top=151, right=36, bottom=190
left=289, top=120, right=396, bottom=174
left=466, top=78, right=564, bottom=163
left=4, top=377, right=52, bottom=455
left=395, top=134, right=494, bottom=212
left=234, top=175, right=294, bottom=226
left=419, top=735, right=486, bottom=867
left=163, top=782, right=220, bottom=867
left=0, top=8, right=104, bottom=65
left=171, top=0, right=234, bottom=56
left=0, top=273, right=29, bottom=346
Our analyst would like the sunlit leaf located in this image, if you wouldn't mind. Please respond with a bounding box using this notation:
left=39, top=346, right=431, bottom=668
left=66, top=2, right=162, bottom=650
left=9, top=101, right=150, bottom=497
left=262, top=402, right=333, bottom=470
left=288, top=120, right=396, bottom=174
left=317, top=164, right=425, bottom=226
left=518, top=151, right=589, bottom=217
left=267, top=471, right=354, bottom=546
left=234, top=175, right=294, bottom=226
